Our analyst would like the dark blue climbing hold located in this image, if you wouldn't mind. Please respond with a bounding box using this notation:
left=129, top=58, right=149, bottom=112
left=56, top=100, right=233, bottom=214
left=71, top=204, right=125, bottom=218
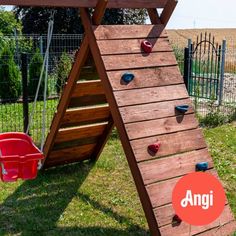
left=196, top=162, right=209, bottom=172
left=122, top=73, right=135, bottom=84
left=175, top=105, right=189, bottom=114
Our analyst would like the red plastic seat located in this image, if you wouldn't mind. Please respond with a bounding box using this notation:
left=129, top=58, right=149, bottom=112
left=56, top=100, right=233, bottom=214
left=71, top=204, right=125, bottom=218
left=0, top=132, right=44, bottom=182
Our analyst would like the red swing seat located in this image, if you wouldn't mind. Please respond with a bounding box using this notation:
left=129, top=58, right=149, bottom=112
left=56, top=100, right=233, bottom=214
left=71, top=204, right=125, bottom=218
left=0, top=132, right=44, bottom=182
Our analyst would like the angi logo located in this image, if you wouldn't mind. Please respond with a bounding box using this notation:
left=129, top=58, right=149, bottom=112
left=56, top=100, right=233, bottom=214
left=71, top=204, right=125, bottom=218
left=181, top=190, right=213, bottom=210
left=172, top=172, right=226, bottom=226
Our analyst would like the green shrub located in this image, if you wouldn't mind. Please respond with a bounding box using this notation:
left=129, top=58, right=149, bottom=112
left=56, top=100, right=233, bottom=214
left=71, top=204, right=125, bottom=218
left=28, top=49, right=47, bottom=100
left=56, top=52, right=72, bottom=94
left=0, top=45, right=21, bottom=103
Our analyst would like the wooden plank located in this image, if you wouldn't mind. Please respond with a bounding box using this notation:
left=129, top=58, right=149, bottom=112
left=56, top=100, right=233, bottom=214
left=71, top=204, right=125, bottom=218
left=1, top=0, right=169, bottom=8
left=69, top=94, right=107, bottom=108
left=71, top=80, right=105, bottom=98
left=114, top=84, right=189, bottom=107
left=120, top=99, right=193, bottom=124
left=48, top=143, right=96, bottom=160
left=61, top=105, right=110, bottom=128
left=80, top=8, right=161, bottom=236
left=160, top=0, right=178, bottom=26
left=131, top=129, right=207, bottom=162
left=139, top=149, right=213, bottom=185
left=55, top=123, right=108, bottom=144
left=107, top=66, right=183, bottom=91
left=102, top=51, right=177, bottom=71
left=157, top=205, right=234, bottom=236
left=148, top=8, right=161, bottom=24
left=97, top=38, right=172, bottom=55
left=126, top=114, right=199, bottom=140
left=94, top=25, right=166, bottom=40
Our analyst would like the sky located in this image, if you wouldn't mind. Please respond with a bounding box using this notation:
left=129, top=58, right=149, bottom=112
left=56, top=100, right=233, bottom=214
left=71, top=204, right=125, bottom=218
left=2, top=0, right=236, bottom=29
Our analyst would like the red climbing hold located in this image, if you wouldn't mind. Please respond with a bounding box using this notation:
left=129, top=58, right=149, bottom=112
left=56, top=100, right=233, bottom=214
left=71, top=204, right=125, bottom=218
left=148, top=141, right=161, bottom=154
left=141, top=40, right=153, bottom=53
left=0, top=132, right=44, bottom=182
left=173, top=214, right=182, bottom=224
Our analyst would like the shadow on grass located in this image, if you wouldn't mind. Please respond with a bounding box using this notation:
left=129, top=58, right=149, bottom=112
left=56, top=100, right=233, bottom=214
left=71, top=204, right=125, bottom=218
left=0, top=162, right=149, bottom=236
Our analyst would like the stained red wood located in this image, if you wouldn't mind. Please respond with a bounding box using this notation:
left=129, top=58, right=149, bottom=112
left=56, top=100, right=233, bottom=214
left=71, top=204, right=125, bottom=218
left=139, top=149, right=213, bottom=185
left=120, top=99, right=193, bottom=124
left=131, top=129, right=207, bottom=162
left=126, top=114, right=199, bottom=140
left=61, top=105, right=110, bottom=128
left=107, top=66, right=183, bottom=91
left=97, top=38, right=172, bottom=55
left=102, top=51, right=177, bottom=71
left=160, top=0, right=178, bottom=26
left=1, top=0, right=169, bottom=8
left=94, top=25, right=166, bottom=40
left=114, top=84, right=189, bottom=107
left=55, top=123, right=108, bottom=144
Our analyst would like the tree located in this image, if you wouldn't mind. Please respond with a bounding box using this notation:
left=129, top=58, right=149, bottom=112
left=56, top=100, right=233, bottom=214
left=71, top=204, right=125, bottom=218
left=28, top=49, right=47, bottom=100
left=0, top=44, right=21, bottom=103
left=14, top=7, right=148, bottom=34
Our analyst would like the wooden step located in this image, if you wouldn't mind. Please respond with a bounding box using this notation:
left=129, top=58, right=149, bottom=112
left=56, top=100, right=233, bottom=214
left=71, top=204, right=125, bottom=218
left=61, top=105, right=111, bottom=128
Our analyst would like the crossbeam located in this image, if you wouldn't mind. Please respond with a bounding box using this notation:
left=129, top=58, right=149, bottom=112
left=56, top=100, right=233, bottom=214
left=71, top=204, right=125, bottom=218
left=0, top=0, right=169, bottom=8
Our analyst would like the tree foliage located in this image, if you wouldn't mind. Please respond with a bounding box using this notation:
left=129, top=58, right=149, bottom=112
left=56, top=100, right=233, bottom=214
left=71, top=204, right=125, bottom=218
left=0, top=44, right=21, bottom=103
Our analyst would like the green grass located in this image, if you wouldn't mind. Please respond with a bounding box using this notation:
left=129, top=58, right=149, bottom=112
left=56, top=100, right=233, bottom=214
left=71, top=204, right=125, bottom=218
left=0, top=125, right=235, bottom=235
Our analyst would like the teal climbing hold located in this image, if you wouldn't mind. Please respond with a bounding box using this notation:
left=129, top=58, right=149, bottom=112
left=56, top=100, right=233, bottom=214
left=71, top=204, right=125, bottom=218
left=175, top=105, right=189, bottom=113
left=196, top=162, right=209, bottom=172
left=122, top=73, right=135, bottom=84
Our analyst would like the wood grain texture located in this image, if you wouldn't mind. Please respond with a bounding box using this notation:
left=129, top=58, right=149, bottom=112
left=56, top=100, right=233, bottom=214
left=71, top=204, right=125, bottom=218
left=114, top=84, right=189, bottom=107
left=131, top=129, right=207, bottom=162
left=102, top=51, right=177, bottom=71
left=120, top=99, right=193, bottom=124
left=107, top=66, right=183, bottom=91
left=97, top=38, right=172, bottom=55
left=139, top=149, right=213, bottom=185
left=61, top=105, right=110, bottom=128
left=94, top=25, right=166, bottom=40
left=1, top=0, right=169, bottom=8
left=126, top=114, right=199, bottom=140
left=55, top=123, right=108, bottom=144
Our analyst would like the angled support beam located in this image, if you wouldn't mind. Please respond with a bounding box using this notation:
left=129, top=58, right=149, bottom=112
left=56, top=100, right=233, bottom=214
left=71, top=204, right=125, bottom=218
left=43, top=0, right=109, bottom=164
left=160, top=0, right=178, bottom=26
left=80, top=7, right=161, bottom=236
left=147, top=8, right=161, bottom=25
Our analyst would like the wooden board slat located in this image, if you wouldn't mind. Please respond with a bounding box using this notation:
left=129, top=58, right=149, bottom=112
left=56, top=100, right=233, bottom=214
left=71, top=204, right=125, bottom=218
left=114, top=84, right=189, bottom=107
left=69, top=95, right=107, bottom=108
left=97, top=38, right=172, bottom=55
left=126, top=114, right=199, bottom=140
left=158, top=205, right=234, bottom=236
left=107, top=66, right=183, bottom=91
left=55, top=123, right=108, bottom=144
left=61, top=105, right=111, bottom=128
left=1, top=0, right=169, bottom=9
left=94, top=25, right=166, bottom=40
left=71, top=80, right=105, bottom=98
left=48, top=143, right=96, bottom=160
left=102, top=51, right=177, bottom=71
left=131, top=129, right=207, bottom=162
left=139, top=149, right=213, bottom=185
left=120, top=99, right=193, bottom=124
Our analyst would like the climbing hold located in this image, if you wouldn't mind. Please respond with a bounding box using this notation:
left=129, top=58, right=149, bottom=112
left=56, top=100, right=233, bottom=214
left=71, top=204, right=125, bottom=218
left=173, top=214, right=182, bottom=224
left=148, top=141, right=161, bottom=154
left=175, top=105, right=189, bottom=114
left=122, top=72, right=135, bottom=84
left=141, top=40, right=153, bottom=53
left=196, top=162, right=209, bottom=172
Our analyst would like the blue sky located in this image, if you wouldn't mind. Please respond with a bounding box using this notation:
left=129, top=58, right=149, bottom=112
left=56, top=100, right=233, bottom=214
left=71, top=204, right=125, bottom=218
left=3, top=0, right=236, bottom=29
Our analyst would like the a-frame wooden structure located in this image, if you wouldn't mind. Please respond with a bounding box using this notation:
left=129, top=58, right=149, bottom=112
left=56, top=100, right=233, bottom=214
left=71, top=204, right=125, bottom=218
left=1, top=0, right=236, bottom=235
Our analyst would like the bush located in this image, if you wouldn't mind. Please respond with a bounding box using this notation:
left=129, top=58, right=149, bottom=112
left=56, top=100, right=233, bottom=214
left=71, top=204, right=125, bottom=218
left=56, top=52, right=72, bottom=94
left=28, top=49, right=47, bottom=100
left=0, top=45, right=21, bottom=103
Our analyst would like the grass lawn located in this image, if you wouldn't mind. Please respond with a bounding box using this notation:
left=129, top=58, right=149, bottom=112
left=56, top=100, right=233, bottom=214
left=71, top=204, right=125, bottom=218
left=0, top=125, right=235, bottom=235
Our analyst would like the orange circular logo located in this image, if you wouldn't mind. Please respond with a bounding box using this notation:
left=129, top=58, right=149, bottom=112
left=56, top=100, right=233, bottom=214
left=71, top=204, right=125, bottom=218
left=172, top=172, right=226, bottom=226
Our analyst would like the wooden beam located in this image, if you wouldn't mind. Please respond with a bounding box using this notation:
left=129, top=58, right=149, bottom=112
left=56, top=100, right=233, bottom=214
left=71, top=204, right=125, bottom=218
left=160, top=0, right=178, bottom=26
left=0, top=0, right=169, bottom=8
left=147, top=8, right=161, bottom=24
left=80, top=7, right=161, bottom=236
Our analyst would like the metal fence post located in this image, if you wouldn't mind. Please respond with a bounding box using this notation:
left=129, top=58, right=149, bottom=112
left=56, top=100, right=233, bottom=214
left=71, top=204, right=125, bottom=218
left=40, top=35, right=44, bottom=56
left=219, top=40, right=226, bottom=105
left=21, top=53, right=29, bottom=134
left=184, top=47, right=190, bottom=90
left=14, top=28, right=20, bottom=66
